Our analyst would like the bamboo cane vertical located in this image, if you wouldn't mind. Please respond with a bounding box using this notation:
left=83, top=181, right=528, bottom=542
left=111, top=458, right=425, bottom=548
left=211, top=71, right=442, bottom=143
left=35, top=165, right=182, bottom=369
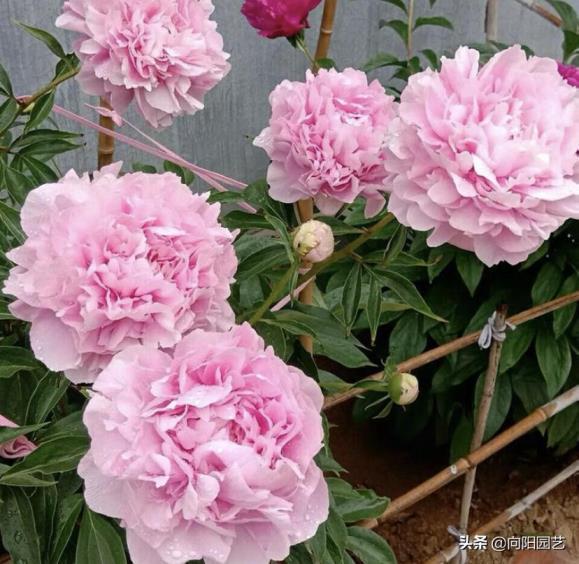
left=454, top=305, right=508, bottom=563
left=297, top=0, right=339, bottom=353
left=97, top=97, right=115, bottom=169
left=485, top=0, right=499, bottom=42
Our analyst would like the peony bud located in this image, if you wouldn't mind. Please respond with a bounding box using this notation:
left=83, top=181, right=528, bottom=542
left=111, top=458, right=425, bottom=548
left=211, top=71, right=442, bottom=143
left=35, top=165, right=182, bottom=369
left=388, top=373, right=419, bottom=406
left=558, top=62, right=579, bottom=88
left=293, top=220, right=335, bottom=263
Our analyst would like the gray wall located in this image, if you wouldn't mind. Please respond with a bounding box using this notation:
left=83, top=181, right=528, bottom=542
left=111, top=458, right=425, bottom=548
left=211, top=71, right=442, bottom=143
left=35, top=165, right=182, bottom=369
left=0, top=0, right=576, bottom=185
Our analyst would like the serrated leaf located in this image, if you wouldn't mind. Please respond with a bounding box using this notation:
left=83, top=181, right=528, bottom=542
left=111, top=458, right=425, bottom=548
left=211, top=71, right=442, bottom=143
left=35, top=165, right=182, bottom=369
left=16, top=22, right=67, bottom=59
left=76, top=508, right=127, bottom=564
left=414, top=16, right=454, bottom=30
left=346, top=527, right=397, bottom=564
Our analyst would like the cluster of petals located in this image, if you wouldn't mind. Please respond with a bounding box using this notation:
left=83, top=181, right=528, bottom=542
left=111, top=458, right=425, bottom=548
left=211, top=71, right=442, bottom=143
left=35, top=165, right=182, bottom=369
left=255, top=68, right=397, bottom=217
left=0, top=415, right=36, bottom=459
left=56, top=0, right=231, bottom=128
left=241, top=0, right=322, bottom=39
left=79, top=323, right=328, bottom=564
left=385, top=46, right=579, bottom=266
left=3, top=163, right=237, bottom=383
left=558, top=62, right=579, bottom=88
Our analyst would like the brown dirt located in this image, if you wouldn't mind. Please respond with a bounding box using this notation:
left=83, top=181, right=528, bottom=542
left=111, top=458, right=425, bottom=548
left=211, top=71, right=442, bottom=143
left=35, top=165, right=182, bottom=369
left=328, top=403, right=579, bottom=564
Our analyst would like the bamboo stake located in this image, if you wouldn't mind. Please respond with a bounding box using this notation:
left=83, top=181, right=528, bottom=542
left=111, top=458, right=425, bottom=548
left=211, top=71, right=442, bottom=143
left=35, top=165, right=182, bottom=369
left=314, top=0, right=339, bottom=65
left=455, top=305, right=508, bottom=563
left=97, top=97, right=115, bottom=169
left=485, top=0, right=499, bottom=42
left=407, top=0, right=416, bottom=58
left=323, top=290, right=579, bottom=410
left=297, top=0, right=339, bottom=352
left=358, top=385, right=579, bottom=528
left=512, top=0, right=562, bottom=27
left=427, top=460, right=579, bottom=564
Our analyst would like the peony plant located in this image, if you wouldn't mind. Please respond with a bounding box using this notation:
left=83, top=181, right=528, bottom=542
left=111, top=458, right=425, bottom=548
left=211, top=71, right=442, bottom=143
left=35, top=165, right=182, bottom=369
left=0, top=0, right=577, bottom=563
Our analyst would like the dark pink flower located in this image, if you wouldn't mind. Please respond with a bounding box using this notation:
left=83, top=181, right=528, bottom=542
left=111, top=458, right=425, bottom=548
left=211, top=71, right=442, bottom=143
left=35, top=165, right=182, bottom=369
left=558, top=62, right=579, bottom=88
left=241, top=0, right=322, bottom=39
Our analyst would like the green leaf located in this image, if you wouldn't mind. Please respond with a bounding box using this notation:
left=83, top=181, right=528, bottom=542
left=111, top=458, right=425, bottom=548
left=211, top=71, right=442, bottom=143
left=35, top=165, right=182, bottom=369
left=512, top=363, right=549, bottom=413
left=20, top=139, right=82, bottom=160
left=474, top=373, right=512, bottom=441
left=222, top=210, right=272, bottom=230
left=0, top=435, right=89, bottom=485
left=414, top=16, right=454, bottom=30
left=342, top=263, right=363, bottom=333
left=0, top=62, right=13, bottom=97
left=389, top=311, right=427, bottom=363
left=329, top=478, right=390, bottom=523
left=421, top=48, right=440, bottom=69
left=20, top=154, right=59, bottom=183
left=362, top=53, right=402, bottom=73
left=367, top=274, right=382, bottom=345
left=563, top=30, right=579, bottom=60
left=0, top=97, right=19, bottom=133
left=25, top=90, right=56, bottom=131
left=346, top=527, right=397, bottom=564
left=163, top=160, right=195, bottom=186
left=547, top=405, right=579, bottom=448
left=456, top=252, right=484, bottom=296
left=383, top=225, right=407, bottom=265
left=0, top=346, right=40, bottom=378
left=531, top=262, right=563, bottom=305
left=535, top=329, right=572, bottom=397
left=76, top=508, right=127, bottom=564
left=11, top=128, right=82, bottom=148
left=50, top=494, right=84, bottom=564
left=2, top=166, right=35, bottom=205
left=379, top=19, right=408, bottom=44
left=0, top=486, right=42, bottom=564
left=545, top=1, right=578, bottom=31
left=236, top=244, right=289, bottom=280
left=16, top=22, right=67, bottom=59
left=0, top=422, right=47, bottom=444
left=25, top=371, right=70, bottom=423
left=315, top=336, right=373, bottom=368
left=306, top=519, right=327, bottom=562
left=380, top=0, right=407, bottom=13
left=450, top=414, right=473, bottom=462
left=553, top=274, right=579, bottom=338
left=499, top=323, right=535, bottom=373
left=316, top=58, right=337, bottom=70
left=376, top=270, right=445, bottom=322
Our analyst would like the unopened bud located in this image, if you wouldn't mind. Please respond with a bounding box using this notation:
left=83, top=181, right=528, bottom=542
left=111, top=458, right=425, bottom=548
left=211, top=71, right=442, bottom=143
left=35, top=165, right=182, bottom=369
left=293, top=220, right=334, bottom=263
left=388, top=373, right=419, bottom=406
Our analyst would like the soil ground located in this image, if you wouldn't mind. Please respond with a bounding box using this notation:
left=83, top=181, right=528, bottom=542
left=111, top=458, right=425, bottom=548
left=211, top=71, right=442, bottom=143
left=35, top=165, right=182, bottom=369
left=329, top=404, right=579, bottom=564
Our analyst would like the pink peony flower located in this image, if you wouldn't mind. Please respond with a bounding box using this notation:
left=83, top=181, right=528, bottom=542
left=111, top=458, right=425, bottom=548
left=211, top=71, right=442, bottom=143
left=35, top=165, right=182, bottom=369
left=386, top=46, right=579, bottom=266
left=78, top=323, right=328, bottom=564
left=0, top=415, right=36, bottom=459
left=3, top=163, right=237, bottom=383
left=255, top=68, right=397, bottom=217
left=558, top=62, right=579, bottom=88
left=241, top=0, right=322, bottom=39
left=56, top=0, right=231, bottom=128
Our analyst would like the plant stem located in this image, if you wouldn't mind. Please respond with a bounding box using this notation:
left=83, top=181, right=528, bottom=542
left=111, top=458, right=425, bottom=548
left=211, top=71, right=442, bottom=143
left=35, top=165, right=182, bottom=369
left=456, top=305, right=507, bottom=563
left=407, top=0, right=415, bottom=59
left=97, top=97, right=115, bottom=169
left=296, top=36, right=317, bottom=68
left=248, top=266, right=296, bottom=326
left=250, top=212, right=395, bottom=327
left=512, top=0, right=562, bottom=27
